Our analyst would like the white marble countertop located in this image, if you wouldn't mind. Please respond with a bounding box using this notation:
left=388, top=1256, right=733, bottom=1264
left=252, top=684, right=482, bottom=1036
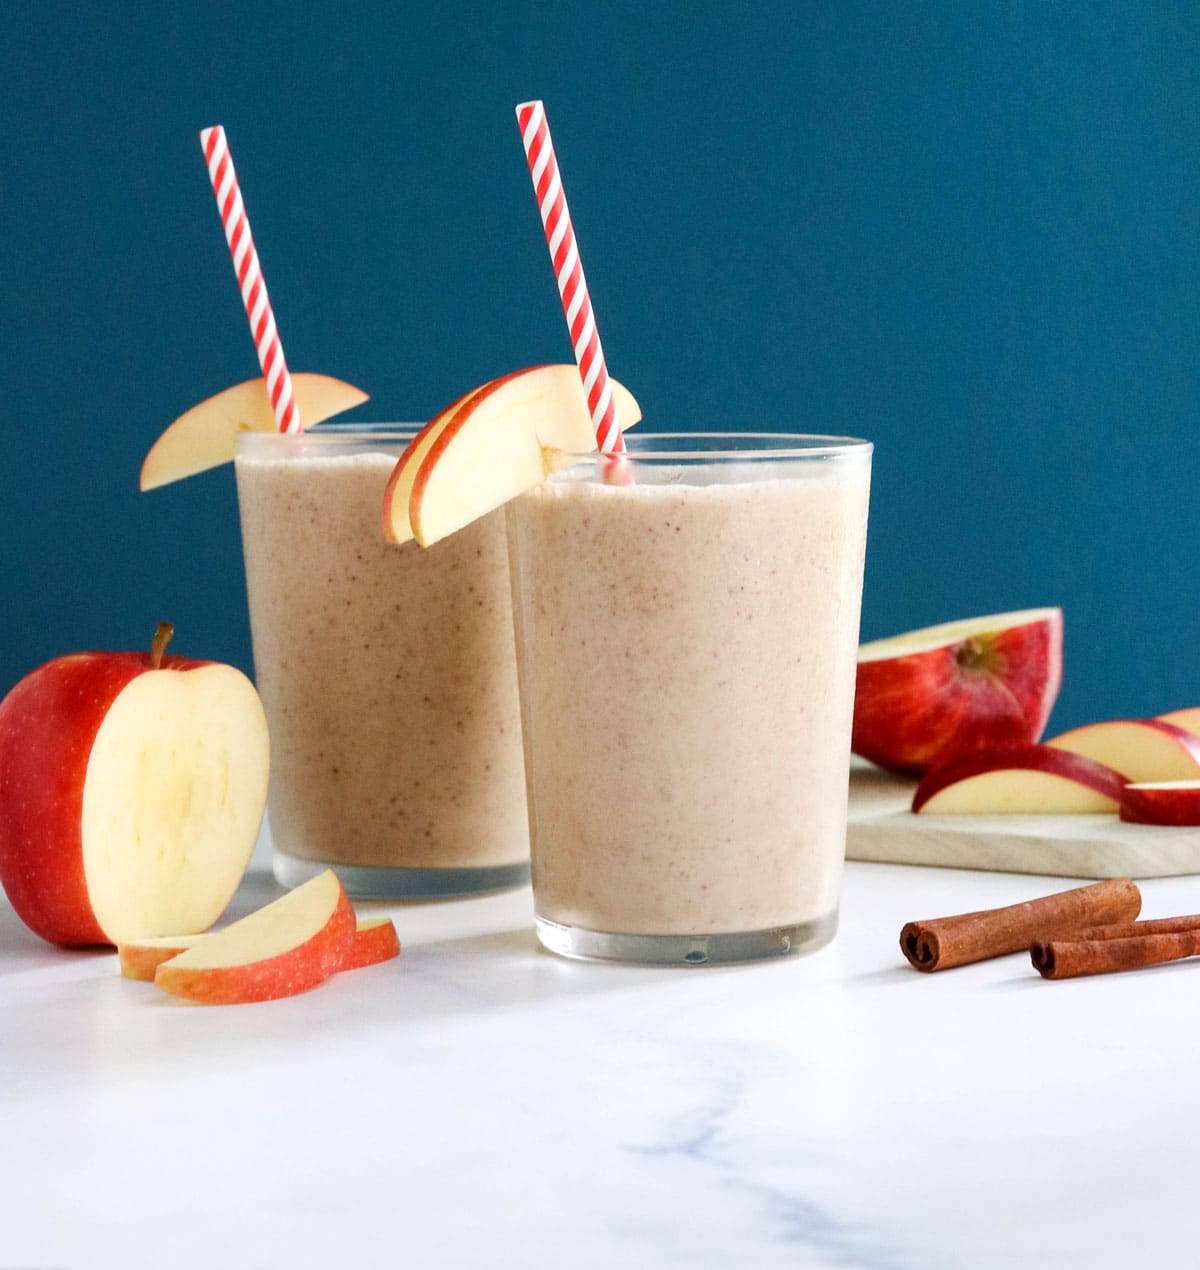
left=4, top=852, right=1200, bottom=1269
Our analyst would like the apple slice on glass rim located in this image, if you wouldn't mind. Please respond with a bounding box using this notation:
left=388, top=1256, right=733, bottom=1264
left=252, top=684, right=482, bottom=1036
left=381, top=364, right=641, bottom=549
left=853, top=608, right=1063, bottom=777
left=140, top=373, right=369, bottom=490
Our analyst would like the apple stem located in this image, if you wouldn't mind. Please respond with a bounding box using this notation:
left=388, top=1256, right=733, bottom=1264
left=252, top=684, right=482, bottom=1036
left=150, top=622, right=175, bottom=670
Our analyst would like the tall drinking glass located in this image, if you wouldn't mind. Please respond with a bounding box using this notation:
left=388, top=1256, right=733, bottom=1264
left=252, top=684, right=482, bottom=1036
left=235, top=425, right=529, bottom=898
left=506, top=433, right=871, bottom=964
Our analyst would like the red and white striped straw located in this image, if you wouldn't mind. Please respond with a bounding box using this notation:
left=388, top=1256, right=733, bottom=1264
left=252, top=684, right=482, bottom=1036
left=199, top=125, right=300, bottom=435
left=516, top=101, right=625, bottom=455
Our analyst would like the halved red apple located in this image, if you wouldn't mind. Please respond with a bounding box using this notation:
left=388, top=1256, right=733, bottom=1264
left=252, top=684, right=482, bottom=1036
left=1120, top=782, right=1200, bottom=826
left=1044, top=719, right=1200, bottom=782
left=153, top=870, right=354, bottom=1005
left=853, top=608, right=1063, bottom=776
left=140, top=373, right=369, bottom=491
left=912, top=745, right=1126, bottom=814
left=397, top=364, right=641, bottom=548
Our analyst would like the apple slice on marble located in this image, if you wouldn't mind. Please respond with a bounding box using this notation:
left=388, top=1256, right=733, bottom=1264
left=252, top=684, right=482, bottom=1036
left=153, top=869, right=355, bottom=1005
left=853, top=608, right=1062, bottom=776
left=120, top=914, right=400, bottom=981
left=912, top=746, right=1126, bottom=814
left=1120, top=782, right=1200, bottom=826
left=397, top=364, right=641, bottom=548
left=140, top=373, right=369, bottom=490
left=1044, top=719, right=1200, bottom=782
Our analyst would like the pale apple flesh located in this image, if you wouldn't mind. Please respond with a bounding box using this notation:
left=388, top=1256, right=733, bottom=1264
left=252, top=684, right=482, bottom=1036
left=853, top=608, right=1063, bottom=777
left=119, top=915, right=399, bottom=981
left=154, top=870, right=355, bottom=1005
left=0, top=650, right=269, bottom=947
left=407, top=365, right=642, bottom=548
left=1044, top=719, right=1200, bottom=782
left=1156, top=708, right=1200, bottom=740
left=912, top=745, right=1126, bottom=814
left=1120, top=782, right=1200, bottom=826
left=139, top=373, right=369, bottom=491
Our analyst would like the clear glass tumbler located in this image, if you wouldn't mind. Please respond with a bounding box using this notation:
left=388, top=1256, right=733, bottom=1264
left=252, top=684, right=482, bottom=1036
left=506, top=433, right=871, bottom=964
left=235, top=425, right=530, bottom=898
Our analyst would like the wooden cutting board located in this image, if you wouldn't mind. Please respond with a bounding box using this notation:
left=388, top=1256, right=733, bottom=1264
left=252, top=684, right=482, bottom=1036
left=846, top=758, right=1200, bottom=878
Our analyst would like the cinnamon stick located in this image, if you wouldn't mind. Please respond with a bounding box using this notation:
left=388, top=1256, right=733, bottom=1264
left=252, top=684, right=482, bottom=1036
left=899, top=878, right=1141, bottom=972
left=1031, top=929, right=1200, bottom=980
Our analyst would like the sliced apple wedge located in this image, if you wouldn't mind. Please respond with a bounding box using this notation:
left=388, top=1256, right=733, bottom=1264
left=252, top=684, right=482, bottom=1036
left=140, top=373, right=369, bottom=491
left=340, top=917, right=401, bottom=971
left=912, top=746, right=1126, bottom=814
left=121, top=914, right=398, bottom=981
left=1157, top=708, right=1200, bottom=740
left=153, top=870, right=354, bottom=1005
left=1120, top=782, right=1200, bottom=826
left=1044, top=718, right=1200, bottom=782
left=404, top=364, right=641, bottom=547
left=381, top=384, right=488, bottom=544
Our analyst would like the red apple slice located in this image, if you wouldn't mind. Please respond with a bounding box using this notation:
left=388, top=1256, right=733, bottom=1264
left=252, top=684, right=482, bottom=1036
left=1156, top=708, right=1200, bottom=740
left=912, top=746, right=1126, bottom=814
left=853, top=608, right=1062, bottom=776
left=1120, top=782, right=1200, bottom=826
left=119, top=914, right=399, bottom=981
left=340, top=917, right=401, bottom=971
left=406, top=364, right=642, bottom=547
left=1044, top=719, right=1200, bottom=782
left=154, top=870, right=355, bottom=1004
left=381, top=384, right=488, bottom=544
left=0, top=625, right=270, bottom=947
left=140, top=373, right=369, bottom=491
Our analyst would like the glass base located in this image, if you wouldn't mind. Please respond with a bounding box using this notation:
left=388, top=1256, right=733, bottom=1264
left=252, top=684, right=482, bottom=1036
left=534, top=909, right=838, bottom=966
left=273, top=847, right=530, bottom=900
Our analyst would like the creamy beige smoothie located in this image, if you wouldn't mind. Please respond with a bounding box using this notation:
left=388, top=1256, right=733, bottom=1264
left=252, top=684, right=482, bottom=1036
left=506, top=435, right=870, bottom=962
left=235, top=427, right=529, bottom=897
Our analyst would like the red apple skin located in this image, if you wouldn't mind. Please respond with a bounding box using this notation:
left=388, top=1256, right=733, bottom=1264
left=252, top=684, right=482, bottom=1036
left=1120, top=785, right=1200, bottom=826
left=853, top=612, right=1063, bottom=777
left=0, top=650, right=204, bottom=947
left=340, top=918, right=401, bottom=972
left=155, top=887, right=355, bottom=1005
left=911, top=745, right=1127, bottom=813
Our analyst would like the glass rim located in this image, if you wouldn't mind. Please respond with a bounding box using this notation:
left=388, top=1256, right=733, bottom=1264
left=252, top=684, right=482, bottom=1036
left=560, top=432, right=872, bottom=462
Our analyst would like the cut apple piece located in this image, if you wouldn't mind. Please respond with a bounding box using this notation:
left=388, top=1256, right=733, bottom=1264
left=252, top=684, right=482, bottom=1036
left=140, top=373, right=369, bottom=491
left=405, top=364, right=642, bottom=547
left=1156, top=708, right=1200, bottom=740
left=154, top=870, right=354, bottom=1005
left=381, top=384, right=488, bottom=544
left=853, top=608, right=1062, bottom=777
left=1120, top=782, right=1200, bottom=826
left=912, top=746, right=1126, bottom=814
left=0, top=629, right=270, bottom=947
left=1044, top=719, right=1200, bottom=782
left=341, top=917, right=401, bottom=972
left=120, top=914, right=398, bottom=981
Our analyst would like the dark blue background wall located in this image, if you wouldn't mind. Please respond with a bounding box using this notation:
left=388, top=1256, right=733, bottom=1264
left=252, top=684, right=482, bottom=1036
left=3, top=2, right=1198, bottom=729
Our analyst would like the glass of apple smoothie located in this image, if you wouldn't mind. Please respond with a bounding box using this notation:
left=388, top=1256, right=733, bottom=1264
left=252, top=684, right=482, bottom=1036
left=506, top=433, right=871, bottom=964
left=234, top=425, right=529, bottom=898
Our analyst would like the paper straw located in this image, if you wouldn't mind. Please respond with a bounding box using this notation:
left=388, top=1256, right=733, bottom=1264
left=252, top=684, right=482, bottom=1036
left=199, top=126, right=300, bottom=435
left=515, top=101, right=625, bottom=456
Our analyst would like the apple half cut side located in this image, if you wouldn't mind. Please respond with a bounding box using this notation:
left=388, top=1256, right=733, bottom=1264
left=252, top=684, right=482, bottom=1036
left=153, top=870, right=355, bottom=1005
left=120, top=915, right=399, bottom=981
left=381, top=384, right=488, bottom=545
left=853, top=608, right=1063, bottom=777
left=0, top=639, right=270, bottom=947
left=140, top=373, right=369, bottom=491
left=912, top=746, right=1127, bottom=814
left=1044, top=719, right=1200, bottom=782
left=1120, top=782, right=1200, bottom=826
left=406, top=364, right=642, bottom=548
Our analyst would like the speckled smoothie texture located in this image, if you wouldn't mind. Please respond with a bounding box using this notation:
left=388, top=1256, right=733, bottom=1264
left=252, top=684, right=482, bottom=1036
left=507, top=461, right=870, bottom=935
left=236, top=449, right=528, bottom=870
